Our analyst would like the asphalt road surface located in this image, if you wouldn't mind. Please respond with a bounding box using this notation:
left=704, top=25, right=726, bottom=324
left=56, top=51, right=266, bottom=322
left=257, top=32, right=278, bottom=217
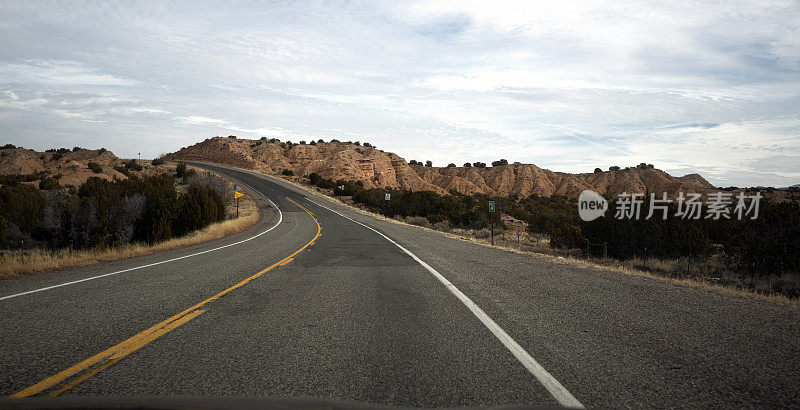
left=1, top=163, right=798, bottom=408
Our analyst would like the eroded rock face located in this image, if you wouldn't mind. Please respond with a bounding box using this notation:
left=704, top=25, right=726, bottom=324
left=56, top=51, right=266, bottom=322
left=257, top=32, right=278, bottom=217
left=0, top=148, right=140, bottom=186
left=166, top=137, right=714, bottom=198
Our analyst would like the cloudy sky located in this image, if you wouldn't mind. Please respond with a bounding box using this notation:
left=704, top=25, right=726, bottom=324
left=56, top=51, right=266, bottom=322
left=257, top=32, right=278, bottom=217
left=1, top=1, right=798, bottom=187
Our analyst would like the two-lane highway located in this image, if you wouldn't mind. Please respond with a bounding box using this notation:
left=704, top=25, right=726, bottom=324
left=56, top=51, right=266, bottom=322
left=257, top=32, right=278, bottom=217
left=1, top=163, right=578, bottom=408
left=1, top=163, right=798, bottom=408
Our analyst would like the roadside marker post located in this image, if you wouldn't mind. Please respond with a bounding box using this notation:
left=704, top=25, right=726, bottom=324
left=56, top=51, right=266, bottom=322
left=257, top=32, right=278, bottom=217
left=488, top=200, right=495, bottom=246
left=233, top=184, right=244, bottom=218
left=385, top=193, right=391, bottom=201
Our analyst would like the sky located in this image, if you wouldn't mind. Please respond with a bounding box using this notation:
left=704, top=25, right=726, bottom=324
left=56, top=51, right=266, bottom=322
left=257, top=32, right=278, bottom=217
left=1, top=1, right=798, bottom=187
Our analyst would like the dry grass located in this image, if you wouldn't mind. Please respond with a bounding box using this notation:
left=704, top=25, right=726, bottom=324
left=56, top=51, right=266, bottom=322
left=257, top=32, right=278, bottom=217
left=0, top=184, right=259, bottom=279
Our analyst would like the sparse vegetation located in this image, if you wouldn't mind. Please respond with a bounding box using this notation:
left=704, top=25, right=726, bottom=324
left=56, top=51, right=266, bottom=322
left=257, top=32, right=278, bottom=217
left=281, top=169, right=294, bottom=176
left=87, top=162, right=102, bottom=173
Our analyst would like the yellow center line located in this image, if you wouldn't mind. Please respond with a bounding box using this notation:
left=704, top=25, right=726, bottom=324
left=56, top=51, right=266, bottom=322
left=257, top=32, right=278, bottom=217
left=11, top=196, right=321, bottom=398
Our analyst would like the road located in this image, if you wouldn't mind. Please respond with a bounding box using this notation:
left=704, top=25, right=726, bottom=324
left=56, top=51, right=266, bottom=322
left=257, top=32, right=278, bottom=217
left=1, top=163, right=798, bottom=408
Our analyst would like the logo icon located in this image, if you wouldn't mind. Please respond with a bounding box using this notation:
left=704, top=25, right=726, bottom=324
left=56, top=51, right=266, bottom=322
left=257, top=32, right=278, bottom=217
left=578, top=190, right=608, bottom=221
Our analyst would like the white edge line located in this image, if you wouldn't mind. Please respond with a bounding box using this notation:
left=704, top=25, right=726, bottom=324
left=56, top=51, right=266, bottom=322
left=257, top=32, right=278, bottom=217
left=304, top=196, right=584, bottom=409
left=0, top=182, right=283, bottom=302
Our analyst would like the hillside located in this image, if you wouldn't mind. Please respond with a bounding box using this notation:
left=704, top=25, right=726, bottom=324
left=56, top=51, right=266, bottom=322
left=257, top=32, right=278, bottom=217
left=166, top=137, right=715, bottom=198
left=0, top=146, right=149, bottom=186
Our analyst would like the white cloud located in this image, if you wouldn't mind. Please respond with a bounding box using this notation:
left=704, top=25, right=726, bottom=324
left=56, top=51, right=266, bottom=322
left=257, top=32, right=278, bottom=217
left=0, top=0, right=798, bottom=186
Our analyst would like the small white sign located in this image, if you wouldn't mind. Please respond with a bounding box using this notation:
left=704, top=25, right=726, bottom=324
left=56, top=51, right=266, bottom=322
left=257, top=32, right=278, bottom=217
left=385, top=193, right=391, bottom=201
left=338, top=185, right=344, bottom=190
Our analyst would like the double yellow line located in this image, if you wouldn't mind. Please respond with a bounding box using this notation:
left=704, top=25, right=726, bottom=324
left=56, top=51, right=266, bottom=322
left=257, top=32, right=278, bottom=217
left=12, top=197, right=321, bottom=398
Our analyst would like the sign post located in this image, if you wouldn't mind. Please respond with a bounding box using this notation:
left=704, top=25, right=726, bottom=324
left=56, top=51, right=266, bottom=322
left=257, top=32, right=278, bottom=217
left=234, top=184, right=244, bottom=218
left=385, top=193, right=391, bottom=201
left=488, top=200, right=495, bottom=246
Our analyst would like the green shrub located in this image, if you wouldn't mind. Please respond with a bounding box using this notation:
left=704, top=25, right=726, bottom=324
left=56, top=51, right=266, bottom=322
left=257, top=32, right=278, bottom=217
left=281, top=169, right=294, bottom=176
left=87, top=162, right=102, bottom=173
left=175, top=162, right=187, bottom=178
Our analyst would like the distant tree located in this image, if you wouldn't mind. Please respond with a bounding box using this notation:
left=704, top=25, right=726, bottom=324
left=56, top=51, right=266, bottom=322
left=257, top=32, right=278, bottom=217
left=98, top=148, right=107, bottom=154
left=73, top=147, right=83, bottom=152
left=299, top=140, right=306, bottom=144
left=409, top=160, right=419, bottom=165
left=281, top=169, right=294, bottom=176
left=463, top=162, right=472, bottom=167
left=354, top=141, right=361, bottom=146
left=309, top=140, right=317, bottom=145
left=647, top=164, right=654, bottom=168
left=447, top=163, right=456, bottom=167
left=425, top=160, right=433, bottom=167
left=227, top=135, right=237, bottom=139
left=473, top=162, right=487, bottom=168
left=151, top=156, right=164, bottom=166
left=260, top=136, right=267, bottom=140
left=175, top=162, right=187, bottom=178
left=87, top=162, right=102, bottom=173
left=1, top=144, right=16, bottom=149
left=39, top=177, right=60, bottom=190
left=491, top=159, right=509, bottom=167
left=594, top=168, right=602, bottom=173
left=330, top=139, right=340, bottom=142
left=609, top=166, right=620, bottom=171
left=363, top=142, right=372, bottom=148
left=317, top=139, right=324, bottom=143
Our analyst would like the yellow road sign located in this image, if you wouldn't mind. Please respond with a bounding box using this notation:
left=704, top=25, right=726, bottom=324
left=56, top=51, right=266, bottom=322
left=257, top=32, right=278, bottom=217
left=234, top=191, right=244, bottom=199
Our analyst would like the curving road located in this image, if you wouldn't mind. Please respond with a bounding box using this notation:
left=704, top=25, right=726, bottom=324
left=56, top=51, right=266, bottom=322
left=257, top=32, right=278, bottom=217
left=0, top=163, right=798, bottom=408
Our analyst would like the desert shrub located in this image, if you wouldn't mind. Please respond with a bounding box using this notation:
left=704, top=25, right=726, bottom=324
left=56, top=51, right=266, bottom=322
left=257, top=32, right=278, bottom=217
left=281, top=169, right=294, bottom=176
left=175, top=162, right=187, bottom=178
left=1, top=144, right=17, bottom=149
left=39, top=177, right=60, bottom=190
left=425, top=160, right=433, bottom=167
left=491, top=159, right=508, bottom=167
left=98, top=148, right=107, bottom=154
left=473, top=162, right=486, bottom=168
left=447, top=163, right=456, bottom=167
left=151, top=156, right=164, bottom=166
left=173, top=184, right=226, bottom=236
left=594, top=168, right=602, bottom=173
left=464, top=162, right=472, bottom=167
left=87, top=162, right=102, bottom=173
left=404, top=216, right=432, bottom=228
left=433, top=220, right=451, bottom=231
left=125, top=159, right=143, bottom=171
left=227, top=135, right=237, bottom=139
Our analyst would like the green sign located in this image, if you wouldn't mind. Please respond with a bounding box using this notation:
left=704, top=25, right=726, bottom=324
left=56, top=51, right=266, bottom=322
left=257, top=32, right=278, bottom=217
left=488, top=200, right=495, bottom=213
